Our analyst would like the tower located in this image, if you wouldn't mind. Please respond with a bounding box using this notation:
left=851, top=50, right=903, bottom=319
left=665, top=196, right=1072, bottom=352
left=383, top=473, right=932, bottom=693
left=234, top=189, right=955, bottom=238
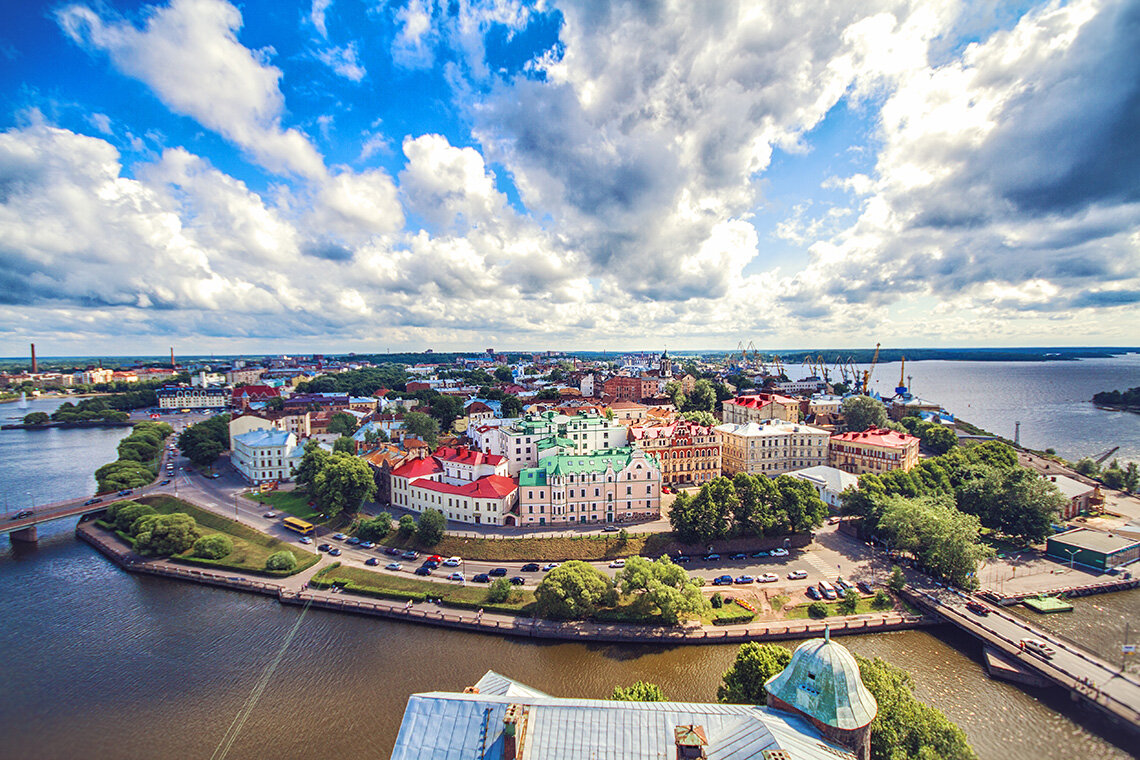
left=764, top=626, right=878, bottom=760
left=660, top=349, right=672, bottom=378
left=30, top=343, right=37, bottom=374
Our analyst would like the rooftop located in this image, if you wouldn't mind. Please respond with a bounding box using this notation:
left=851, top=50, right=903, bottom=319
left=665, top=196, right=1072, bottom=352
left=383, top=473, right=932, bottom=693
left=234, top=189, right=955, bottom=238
left=726, top=393, right=799, bottom=408
left=414, top=474, right=517, bottom=499
left=830, top=427, right=918, bottom=448
left=787, top=465, right=859, bottom=493
left=1045, top=474, right=1096, bottom=500
left=232, top=428, right=294, bottom=447
left=765, top=628, right=877, bottom=730
left=1049, top=527, right=1140, bottom=554
left=715, top=420, right=830, bottom=437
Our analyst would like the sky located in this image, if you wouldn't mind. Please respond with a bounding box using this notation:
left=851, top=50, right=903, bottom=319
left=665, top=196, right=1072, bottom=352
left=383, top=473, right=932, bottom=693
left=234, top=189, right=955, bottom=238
left=1, top=0, right=1138, bottom=357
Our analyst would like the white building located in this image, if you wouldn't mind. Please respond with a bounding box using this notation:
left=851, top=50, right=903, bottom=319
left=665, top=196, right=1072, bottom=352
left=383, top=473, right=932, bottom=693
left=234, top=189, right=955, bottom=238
left=773, top=377, right=828, bottom=395
left=231, top=428, right=304, bottom=484
left=485, top=411, right=629, bottom=475
left=156, top=386, right=230, bottom=409
left=715, top=419, right=831, bottom=477
left=390, top=446, right=518, bottom=525
left=787, top=465, right=859, bottom=510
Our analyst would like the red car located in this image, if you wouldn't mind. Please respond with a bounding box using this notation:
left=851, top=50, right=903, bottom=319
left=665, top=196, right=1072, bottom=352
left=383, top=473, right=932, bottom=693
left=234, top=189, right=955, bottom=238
left=965, top=600, right=989, bottom=616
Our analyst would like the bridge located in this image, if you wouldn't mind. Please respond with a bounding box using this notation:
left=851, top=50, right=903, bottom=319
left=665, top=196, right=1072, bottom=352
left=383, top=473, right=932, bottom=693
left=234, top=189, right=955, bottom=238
left=0, top=482, right=170, bottom=542
left=902, top=583, right=1140, bottom=737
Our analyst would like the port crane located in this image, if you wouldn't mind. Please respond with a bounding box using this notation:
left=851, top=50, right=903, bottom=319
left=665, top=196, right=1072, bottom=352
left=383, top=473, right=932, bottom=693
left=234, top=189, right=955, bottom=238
left=894, top=356, right=909, bottom=398
left=1091, top=446, right=1120, bottom=466
left=860, top=343, right=881, bottom=395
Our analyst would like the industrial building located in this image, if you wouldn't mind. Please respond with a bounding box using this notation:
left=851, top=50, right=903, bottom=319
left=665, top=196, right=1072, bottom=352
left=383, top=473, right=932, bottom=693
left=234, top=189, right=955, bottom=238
left=1046, top=528, right=1140, bottom=571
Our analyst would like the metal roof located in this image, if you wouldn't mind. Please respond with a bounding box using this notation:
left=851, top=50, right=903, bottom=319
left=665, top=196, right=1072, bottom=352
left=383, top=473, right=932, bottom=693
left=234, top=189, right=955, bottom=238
left=390, top=678, right=858, bottom=760
left=1049, top=527, right=1139, bottom=554
left=764, top=631, right=877, bottom=731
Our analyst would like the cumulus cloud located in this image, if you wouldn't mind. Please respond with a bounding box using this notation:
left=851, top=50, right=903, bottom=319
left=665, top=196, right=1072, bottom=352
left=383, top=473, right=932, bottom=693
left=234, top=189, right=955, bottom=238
left=315, top=41, right=366, bottom=81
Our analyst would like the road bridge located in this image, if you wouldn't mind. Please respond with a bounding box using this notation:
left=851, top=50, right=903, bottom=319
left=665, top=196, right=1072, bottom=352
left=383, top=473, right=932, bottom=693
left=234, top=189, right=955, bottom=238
left=902, top=583, right=1140, bottom=738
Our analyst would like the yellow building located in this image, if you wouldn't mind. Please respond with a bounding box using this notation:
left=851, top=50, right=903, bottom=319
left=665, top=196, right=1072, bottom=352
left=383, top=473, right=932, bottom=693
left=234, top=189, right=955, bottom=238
left=828, top=428, right=919, bottom=475
left=721, top=393, right=800, bottom=424
left=714, top=420, right=830, bottom=477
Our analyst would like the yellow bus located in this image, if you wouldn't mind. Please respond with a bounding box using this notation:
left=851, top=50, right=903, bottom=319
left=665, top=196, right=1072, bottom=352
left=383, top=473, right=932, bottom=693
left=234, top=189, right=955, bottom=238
left=282, top=516, right=314, bottom=535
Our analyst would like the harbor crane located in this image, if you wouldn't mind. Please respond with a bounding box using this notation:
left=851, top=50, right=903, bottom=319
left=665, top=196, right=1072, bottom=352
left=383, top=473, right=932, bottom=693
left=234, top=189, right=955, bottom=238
left=1091, top=446, right=1120, bottom=466
left=894, top=357, right=909, bottom=398
left=861, top=343, right=881, bottom=395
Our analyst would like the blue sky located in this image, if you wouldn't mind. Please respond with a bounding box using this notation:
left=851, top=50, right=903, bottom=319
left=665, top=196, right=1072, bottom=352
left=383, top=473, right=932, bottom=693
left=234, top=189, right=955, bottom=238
left=1, top=0, right=1138, bottom=356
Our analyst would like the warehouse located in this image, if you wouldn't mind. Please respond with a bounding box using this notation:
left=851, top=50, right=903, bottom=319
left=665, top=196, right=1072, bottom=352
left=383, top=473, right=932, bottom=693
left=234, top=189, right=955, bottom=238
left=1046, top=528, right=1140, bottom=571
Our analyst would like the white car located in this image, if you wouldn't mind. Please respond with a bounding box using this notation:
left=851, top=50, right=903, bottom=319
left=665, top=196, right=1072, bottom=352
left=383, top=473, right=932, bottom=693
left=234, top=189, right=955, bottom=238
left=770, top=547, right=789, bottom=557
left=609, top=559, right=626, bottom=568
left=542, top=562, right=560, bottom=572
left=758, top=573, right=779, bottom=583
left=787, top=570, right=808, bottom=580
left=298, top=536, right=313, bottom=544
left=442, top=556, right=462, bottom=567
left=447, top=572, right=465, bottom=582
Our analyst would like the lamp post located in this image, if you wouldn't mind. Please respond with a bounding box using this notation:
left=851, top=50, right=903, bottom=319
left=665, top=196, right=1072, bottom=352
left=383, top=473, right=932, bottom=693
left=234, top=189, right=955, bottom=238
left=1064, top=547, right=1079, bottom=572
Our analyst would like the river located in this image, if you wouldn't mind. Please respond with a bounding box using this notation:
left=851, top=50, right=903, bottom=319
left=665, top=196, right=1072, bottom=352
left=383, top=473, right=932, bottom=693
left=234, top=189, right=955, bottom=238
left=1, top=369, right=1138, bottom=760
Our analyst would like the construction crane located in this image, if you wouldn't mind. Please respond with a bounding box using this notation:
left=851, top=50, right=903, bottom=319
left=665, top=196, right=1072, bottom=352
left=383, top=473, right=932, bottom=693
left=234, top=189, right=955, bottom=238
left=895, top=356, right=908, bottom=397
left=771, top=355, right=786, bottom=379
left=861, top=343, right=881, bottom=395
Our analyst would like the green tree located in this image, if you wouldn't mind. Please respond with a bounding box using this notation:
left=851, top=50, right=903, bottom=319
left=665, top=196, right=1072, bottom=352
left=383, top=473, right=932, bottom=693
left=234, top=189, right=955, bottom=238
left=716, top=642, right=792, bottom=703
left=878, top=494, right=991, bottom=588
left=610, top=681, right=666, bottom=701
left=416, top=508, right=446, bottom=545
left=921, top=425, right=957, bottom=455
left=327, top=412, right=359, bottom=436
left=773, top=475, right=828, bottom=534
left=295, top=440, right=331, bottom=488
left=402, top=411, right=440, bottom=447
left=1073, top=457, right=1100, bottom=476
left=428, top=395, right=464, bottom=431
left=265, top=550, right=297, bottom=571
left=680, top=410, right=717, bottom=427
left=614, top=555, right=708, bottom=624
left=1101, top=464, right=1125, bottom=490
left=664, top=380, right=686, bottom=408
left=841, top=395, right=888, bottom=432
left=312, top=452, right=377, bottom=518
left=807, top=601, right=829, bottom=618
left=487, top=577, right=512, bottom=603
left=134, top=513, right=200, bottom=556
left=357, top=513, right=391, bottom=541
left=682, top=379, right=717, bottom=413
left=957, top=466, right=1063, bottom=543
left=398, top=514, right=416, bottom=535
left=186, top=437, right=224, bottom=468
left=95, top=461, right=155, bottom=492
left=333, top=435, right=356, bottom=454
left=192, top=533, right=233, bottom=559
left=888, top=565, right=906, bottom=592
left=1123, top=462, right=1139, bottom=493
left=23, top=411, right=50, bottom=425
left=494, top=365, right=514, bottom=383
left=534, top=560, right=617, bottom=619
left=114, top=502, right=156, bottom=533
left=872, top=589, right=893, bottom=609
left=838, top=588, right=860, bottom=614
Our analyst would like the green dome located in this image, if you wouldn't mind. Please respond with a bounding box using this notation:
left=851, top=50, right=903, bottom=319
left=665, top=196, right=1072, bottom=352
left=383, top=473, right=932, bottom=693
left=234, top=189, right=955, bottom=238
left=764, top=629, right=877, bottom=730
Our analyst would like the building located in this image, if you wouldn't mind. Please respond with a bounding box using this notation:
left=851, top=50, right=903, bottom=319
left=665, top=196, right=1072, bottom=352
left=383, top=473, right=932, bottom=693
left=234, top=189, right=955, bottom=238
left=629, top=420, right=720, bottom=487
left=391, top=634, right=875, bottom=760
left=516, top=447, right=660, bottom=526
left=787, top=465, right=860, bottom=510
left=602, top=375, right=645, bottom=401
left=230, top=428, right=303, bottom=484
left=1046, top=528, right=1140, bottom=571
left=226, top=367, right=265, bottom=386
left=390, top=446, right=517, bottom=525
left=486, top=411, right=629, bottom=475
left=231, top=385, right=279, bottom=410
left=1045, top=474, right=1098, bottom=520
left=715, top=420, right=830, bottom=477
left=156, top=386, right=230, bottom=410
left=828, top=428, right=920, bottom=475
left=80, top=368, right=114, bottom=385
left=607, top=400, right=651, bottom=425
left=773, top=376, right=828, bottom=395
left=721, top=393, right=800, bottom=424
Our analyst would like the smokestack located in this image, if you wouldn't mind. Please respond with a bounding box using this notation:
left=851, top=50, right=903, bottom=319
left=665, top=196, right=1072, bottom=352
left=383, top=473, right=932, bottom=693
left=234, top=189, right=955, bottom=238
left=171, top=347, right=175, bottom=369
left=30, top=343, right=37, bottom=374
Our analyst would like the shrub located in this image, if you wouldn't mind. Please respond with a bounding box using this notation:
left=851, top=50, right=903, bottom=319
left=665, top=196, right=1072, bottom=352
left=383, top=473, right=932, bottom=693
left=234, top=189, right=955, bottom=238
left=487, top=577, right=512, bottom=603
left=134, top=513, right=199, bottom=556
left=266, top=551, right=297, bottom=571
left=770, top=594, right=790, bottom=612
left=872, top=589, right=893, bottom=609
left=807, top=601, right=829, bottom=619
left=838, top=588, right=860, bottom=614
left=192, top=534, right=234, bottom=559
left=114, top=503, right=156, bottom=533
left=416, top=508, right=445, bottom=546
left=710, top=592, right=723, bottom=609
left=887, top=565, right=906, bottom=592
left=397, top=515, right=416, bottom=535
left=357, top=513, right=391, bottom=541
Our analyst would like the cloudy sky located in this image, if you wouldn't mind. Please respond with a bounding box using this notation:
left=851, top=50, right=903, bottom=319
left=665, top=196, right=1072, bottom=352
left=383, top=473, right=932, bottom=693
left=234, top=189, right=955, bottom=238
left=1, top=0, right=1138, bottom=356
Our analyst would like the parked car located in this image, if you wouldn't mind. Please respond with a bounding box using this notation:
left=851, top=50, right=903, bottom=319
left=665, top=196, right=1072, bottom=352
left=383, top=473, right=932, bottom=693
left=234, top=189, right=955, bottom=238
left=298, top=536, right=313, bottom=545
left=787, top=570, right=808, bottom=580
left=385, top=562, right=402, bottom=571
left=751, top=550, right=769, bottom=558
left=602, top=525, right=620, bottom=532
left=857, top=580, right=876, bottom=594
left=521, top=563, right=541, bottom=572
left=443, top=557, right=462, bottom=567
left=805, top=586, right=821, bottom=600
left=834, top=577, right=852, bottom=592
left=472, top=573, right=491, bottom=583
left=359, top=541, right=374, bottom=549
left=542, top=562, right=560, bottom=571
left=328, top=547, right=342, bottom=556
left=704, top=554, right=721, bottom=562
left=422, top=560, right=440, bottom=569
left=489, top=567, right=508, bottom=577
left=160, top=479, right=171, bottom=486
left=427, top=555, right=444, bottom=563
left=13, top=509, right=34, bottom=519
left=402, top=550, right=419, bottom=560
left=758, top=573, right=778, bottom=583
left=364, top=557, right=379, bottom=566
left=318, top=543, right=332, bottom=552
left=509, top=576, right=526, bottom=585
left=83, top=498, right=103, bottom=506
left=966, top=600, right=990, bottom=616
left=674, top=555, right=691, bottom=564
left=414, top=566, right=432, bottom=576
left=1020, top=638, right=1056, bottom=658
left=770, top=547, right=789, bottom=557
left=385, top=547, right=403, bottom=556
left=734, top=575, right=754, bottom=584
left=713, top=575, right=734, bottom=586
left=332, top=533, right=348, bottom=540
left=731, top=552, right=747, bottom=560
left=609, top=559, right=626, bottom=568
left=262, top=511, right=278, bottom=518
left=447, top=572, right=465, bottom=582
left=345, top=536, right=361, bottom=545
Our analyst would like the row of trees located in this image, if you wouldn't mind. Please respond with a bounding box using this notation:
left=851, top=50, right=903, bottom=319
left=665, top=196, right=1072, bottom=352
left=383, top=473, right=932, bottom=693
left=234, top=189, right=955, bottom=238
left=664, top=378, right=733, bottom=414
left=295, top=441, right=377, bottom=518
left=94, top=421, right=173, bottom=492
left=534, top=557, right=709, bottom=624
left=1074, top=457, right=1140, bottom=493
left=105, top=501, right=200, bottom=556
left=177, top=414, right=231, bottom=468
left=669, top=473, right=828, bottom=544
left=294, top=365, right=408, bottom=397
left=1092, top=386, right=1140, bottom=408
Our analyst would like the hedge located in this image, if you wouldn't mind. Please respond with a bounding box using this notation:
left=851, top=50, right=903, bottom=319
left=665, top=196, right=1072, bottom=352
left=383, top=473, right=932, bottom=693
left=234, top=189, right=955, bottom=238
left=172, top=552, right=320, bottom=578
left=713, top=612, right=756, bottom=626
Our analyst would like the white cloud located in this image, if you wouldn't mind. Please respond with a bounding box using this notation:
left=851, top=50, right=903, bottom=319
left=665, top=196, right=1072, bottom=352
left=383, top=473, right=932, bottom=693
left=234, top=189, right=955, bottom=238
left=315, top=41, right=366, bottom=81
left=311, top=0, right=333, bottom=38
left=399, top=133, right=505, bottom=230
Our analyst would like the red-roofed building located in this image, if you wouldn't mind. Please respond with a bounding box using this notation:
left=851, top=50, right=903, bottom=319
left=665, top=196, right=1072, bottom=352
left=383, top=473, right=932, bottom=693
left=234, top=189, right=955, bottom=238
left=390, top=445, right=517, bottom=525
left=232, top=384, right=280, bottom=410
left=629, top=421, right=721, bottom=487
left=721, top=393, right=800, bottom=424
left=829, top=428, right=920, bottom=475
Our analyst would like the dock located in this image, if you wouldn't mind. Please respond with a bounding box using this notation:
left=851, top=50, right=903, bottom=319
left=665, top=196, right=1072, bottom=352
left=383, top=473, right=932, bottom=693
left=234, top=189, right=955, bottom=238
left=1022, top=595, right=1074, bottom=614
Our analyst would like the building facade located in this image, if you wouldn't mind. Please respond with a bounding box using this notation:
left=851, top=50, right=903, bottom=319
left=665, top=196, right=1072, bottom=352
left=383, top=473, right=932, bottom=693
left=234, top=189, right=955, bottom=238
left=828, top=428, right=920, bottom=475
left=230, top=428, right=303, bottom=484
left=721, top=393, right=800, bottom=424
left=715, top=420, right=830, bottom=477
left=515, top=447, right=660, bottom=526
left=156, top=386, right=230, bottom=409
left=628, top=421, right=720, bottom=487
left=390, top=446, right=517, bottom=525
left=787, top=465, right=859, bottom=510
left=486, top=411, right=628, bottom=475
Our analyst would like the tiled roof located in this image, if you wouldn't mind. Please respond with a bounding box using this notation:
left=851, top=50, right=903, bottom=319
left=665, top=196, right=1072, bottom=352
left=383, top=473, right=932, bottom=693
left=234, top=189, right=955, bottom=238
left=434, top=446, right=505, bottom=467
left=391, top=457, right=443, bottom=479
left=518, top=447, right=650, bottom=486
left=726, top=393, right=798, bottom=408
left=414, top=474, right=517, bottom=499
left=829, top=427, right=917, bottom=448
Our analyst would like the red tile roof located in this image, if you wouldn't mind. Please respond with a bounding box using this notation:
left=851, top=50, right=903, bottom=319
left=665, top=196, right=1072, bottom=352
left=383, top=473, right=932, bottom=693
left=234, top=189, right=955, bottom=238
left=414, top=474, right=518, bottom=499
left=726, top=393, right=798, bottom=409
left=434, top=446, right=505, bottom=467
left=391, top=457, right=443, bottom=479
left=232, top=384, right=279, bottom=402
left=830, top=428, right=918, bottom=448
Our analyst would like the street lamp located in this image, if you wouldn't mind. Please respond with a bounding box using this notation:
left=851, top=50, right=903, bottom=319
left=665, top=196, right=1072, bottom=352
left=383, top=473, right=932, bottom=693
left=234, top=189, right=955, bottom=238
left=1064, top=547, right=1079, bottom=572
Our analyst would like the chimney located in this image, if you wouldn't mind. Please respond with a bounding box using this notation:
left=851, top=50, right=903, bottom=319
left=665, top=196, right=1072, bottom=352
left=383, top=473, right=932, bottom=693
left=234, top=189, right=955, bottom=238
left=503, top=704, right=526, bottom=760
left=30, top=343, right=37, bottom=374
left=673, top=725, right=708, bottom=759
left=171, top=346, right=175, bottom=369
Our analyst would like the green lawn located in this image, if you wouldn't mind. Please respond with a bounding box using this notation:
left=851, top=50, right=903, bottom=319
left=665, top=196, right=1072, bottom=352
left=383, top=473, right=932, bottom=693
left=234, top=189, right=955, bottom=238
left=373, top=531, right=676, bottom=562
left=134, top=494, right=319, bottom=576
left=312, top=563, right=535, bottom=612
left=247, top=490, right=320, bottom=520
left=784, top=597, right=883, bottom=619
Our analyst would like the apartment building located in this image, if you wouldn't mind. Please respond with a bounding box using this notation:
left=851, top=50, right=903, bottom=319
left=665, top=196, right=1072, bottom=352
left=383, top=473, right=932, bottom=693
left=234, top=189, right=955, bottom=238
left=390, top=446, right=517, bottom=525
left=230, top=428, right=304, bottom=484
left=628, top=420, right=720, bottom=487
left=721, top=393, right=800, bottom=424
left=828, top=428, right=920, bottom=475
left=515, top=447, right=660, bottom=526
left=485, top=411, right=628, bottom=475
left=715, top=419, right=830, bottom=477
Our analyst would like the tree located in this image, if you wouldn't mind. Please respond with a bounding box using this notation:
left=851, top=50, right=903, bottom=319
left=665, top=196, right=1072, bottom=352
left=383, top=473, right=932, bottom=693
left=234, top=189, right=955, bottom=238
left=1123, top=462, right=1139, bottom=493
left=610, top=681, right=666, bottom=701
left=402, top=411, right=439, bottom=446
left=312, top=453, right=377, bottom=518
left=614, top=555, right=708, bottom=624
left=416, top=508, right=446, bottom=545
left=716, top=643, right=792, bottom=703
left=23, top=412, right=49, bottom=425
left=333, top=436, right=356, bottom=454
left=192, top=534, right=233, bottom=559
left=357, top=513, right=391, bottom=541
left=888, top=565, right=906, bottom=592
left=295, top=440, right=330, bottom=488
left=328, top=412, right=359, bottom=436
left=185, top=437, right=224, bottom=468
left=841, top=395, right=887, bottom=432
left=920, top=425, right=957, bottom=455
left=487, top=577, right=512, bottom=603
left=857, top=655, right=977, bottom=760
left=838, top=588, right=860, bottom=614
left=1073, top=457, right=1100, bottom=476
left=807, top=601, right=829, bottom=618
left=265, top=550, right=297, bottom=571
left=500, top=395, right=524, bottom=418
left=427, top=395, right=464, bottom=430
left=956, top=466, right=1063, bottom=543
left=1101, top=464, right=1125, bottom=490
left=398, top=515, right=416, bottom=535
left=95, top=461, right=154, bottom=492
left=114, top=503, right=156, bottom=533
left=682, top=379, right=717, bottom=413
left=878, top=494, right=991, bottom=588
left=494, top=365, right=514, bottom=383
left=664, top=380, right=686, bottom=408
left=773, top=475, right=828, bottom=534
left=134, top=513, right=200, bottom=556
left=534, top=561, right=617, bottom=619
left=872, top=590, right=893, bottom=609
left=680, top=410, right=717, bottom=427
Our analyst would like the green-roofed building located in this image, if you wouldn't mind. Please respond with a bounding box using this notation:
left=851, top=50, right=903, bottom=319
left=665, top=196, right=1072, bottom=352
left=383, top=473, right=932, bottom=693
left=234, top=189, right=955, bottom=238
left=488, top=410, right=629, bottom=476
left=515, top=446, right=661, bottom=527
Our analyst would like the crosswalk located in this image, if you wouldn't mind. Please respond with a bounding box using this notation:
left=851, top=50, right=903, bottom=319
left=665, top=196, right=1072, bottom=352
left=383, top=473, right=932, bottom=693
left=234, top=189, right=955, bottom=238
left=802, top=551, right=837, bottom=577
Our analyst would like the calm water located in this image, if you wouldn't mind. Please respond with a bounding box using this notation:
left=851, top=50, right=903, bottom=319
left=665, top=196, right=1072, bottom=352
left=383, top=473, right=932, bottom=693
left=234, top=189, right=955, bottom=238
left=2, top=368, right=1139, bottom=760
